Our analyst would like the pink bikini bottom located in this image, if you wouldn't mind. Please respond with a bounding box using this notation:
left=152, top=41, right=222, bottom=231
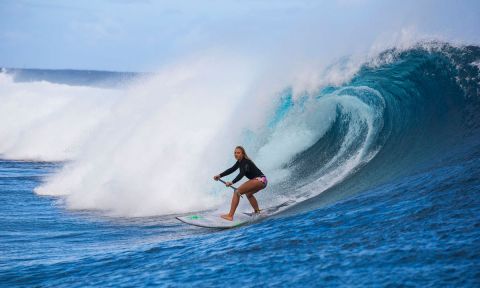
left=255, top=176, right=268, bottom=188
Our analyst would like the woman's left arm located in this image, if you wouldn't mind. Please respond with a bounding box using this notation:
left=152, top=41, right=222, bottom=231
left=231, top=164, right=245, bottom=184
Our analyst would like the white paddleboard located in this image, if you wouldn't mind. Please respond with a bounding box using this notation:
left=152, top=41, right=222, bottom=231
left=176, top=200, right=294, bottom=229
left=176, top=212, right=254, bottom=229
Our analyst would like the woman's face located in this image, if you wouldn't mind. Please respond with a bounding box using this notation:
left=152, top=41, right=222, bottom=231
left=234, top=148, right=243, bottom=160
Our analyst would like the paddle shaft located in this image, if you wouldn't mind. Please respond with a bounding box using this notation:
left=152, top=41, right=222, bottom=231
left=217, top=179, right=243, bottom=198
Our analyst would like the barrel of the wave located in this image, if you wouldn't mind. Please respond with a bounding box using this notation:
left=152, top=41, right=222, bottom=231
left=283, top=44, right=480, bottom=209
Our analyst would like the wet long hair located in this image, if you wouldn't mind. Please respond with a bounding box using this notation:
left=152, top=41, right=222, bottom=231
left=235, top=146, right=250, bottom=160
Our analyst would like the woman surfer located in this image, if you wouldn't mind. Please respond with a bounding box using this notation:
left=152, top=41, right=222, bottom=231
left=213, top=146, right=268, bottom=221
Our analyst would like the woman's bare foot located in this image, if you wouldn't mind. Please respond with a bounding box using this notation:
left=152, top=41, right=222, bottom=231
left=221, top=214, right=233, bottom=221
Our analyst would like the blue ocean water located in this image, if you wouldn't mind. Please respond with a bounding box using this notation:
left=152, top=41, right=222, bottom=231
left=1, top=43, right=480, bottom=287
left=3, top=68, right=141, bottom=88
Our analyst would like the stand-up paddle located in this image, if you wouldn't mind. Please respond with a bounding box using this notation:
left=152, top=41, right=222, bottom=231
left=217, top=178, right=242, bottom=198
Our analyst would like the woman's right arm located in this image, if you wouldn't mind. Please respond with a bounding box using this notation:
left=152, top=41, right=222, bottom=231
left=217, top=162, right=239, bottom=179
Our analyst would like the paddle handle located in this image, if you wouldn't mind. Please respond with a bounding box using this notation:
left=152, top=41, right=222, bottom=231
left=217, top=178, right=243, bottom=198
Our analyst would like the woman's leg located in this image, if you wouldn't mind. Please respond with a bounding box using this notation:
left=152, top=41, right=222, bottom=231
left=246, top=193, right=260, bottom=213
left=221, top=180, right=264, bottom=220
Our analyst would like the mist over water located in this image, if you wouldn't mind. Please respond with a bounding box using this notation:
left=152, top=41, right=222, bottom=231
left=0, top=72, right=117, bottom=161
left=28, top=56, right=258, bottom=216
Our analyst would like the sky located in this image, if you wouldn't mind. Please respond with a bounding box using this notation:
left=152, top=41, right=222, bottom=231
left=1, top=0, right=479, bottom=72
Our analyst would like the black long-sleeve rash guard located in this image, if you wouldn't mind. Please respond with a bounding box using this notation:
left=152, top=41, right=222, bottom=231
left=219, top=158, right=265, bottom=184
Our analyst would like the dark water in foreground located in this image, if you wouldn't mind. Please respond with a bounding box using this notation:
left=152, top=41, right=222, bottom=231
left=1, top=140, right=479, bottom=287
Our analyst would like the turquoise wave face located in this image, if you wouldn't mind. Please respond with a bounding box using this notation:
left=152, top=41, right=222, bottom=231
left=262, top=43, right=480, bottom=211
